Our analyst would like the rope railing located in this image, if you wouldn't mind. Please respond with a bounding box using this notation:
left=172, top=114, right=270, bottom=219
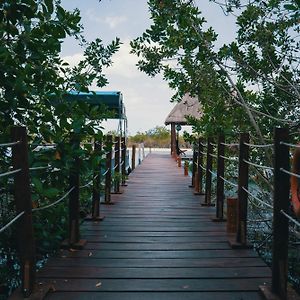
left=280, top=168, right=300, bottom=179
left=0, top=168, right=22, bottom=178
left=0, top=128, right=134, bottom=298
left=29, top=165, right=51, bottom=171
left=32, top=187, right=75, bottom=212
left=242, top=187, right=273, bottom=209
left=0, top=211, right=25, bottom=234
left=102, top=168, right=110, bottom=176
left=219, top=175, right=238, bottom=188
left=220, top=154, right=238, bottom=162
left=209, top=153, right=218, bottom=159
left=243, top=142, right=274, bottom=148
left=221, top=142, right=239, bottom=147
left=186, top=128, right=300, bottom=299
left=0, top=141, right=21, bottom=148
left=243, top=159, right=274, bottom=170
left=79, top=174, right=99, bottom=189
left=280, top=141, right=300, bottom=148
left=280, top=210, right=300, bottom=228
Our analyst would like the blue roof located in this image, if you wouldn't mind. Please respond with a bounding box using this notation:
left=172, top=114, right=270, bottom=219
left=63, top=91, right=125, bottom=119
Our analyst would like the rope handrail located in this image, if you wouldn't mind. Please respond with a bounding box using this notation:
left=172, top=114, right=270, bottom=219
left=248, top=218, right=272, bottom=223
left=29, top=166, right=51, bottom=171
left=79, top=175, right=99, bottom=189
left=221, top=142, right=239, bottom=147
left=281, top=210, right=300, bottom=228
left=113, top=164, right=119, bottom=170
left=210, top=143, right=217, bottom=147
left=280, top=142, right=300, bottom=148
left=243, top=159, right=274, bottom=170
left=200, top=151, right=206, bottom=156
left=0, top=141, right=21, bottom=148
left=208, top=169, right=218, bottom=177
left=198, top=164, right=206, bottom=171
left=200, top=142, right=207, bottom=147
left=220, top=155, right=239, bottom=162
left=219, top=176, right=238, bottom=188
left=209, top=153, right=218, bottom=159
left=242, top=187, right=273, bottom=209
left=32, top=187, right=75, bottom=212
left=120, top=161, right=125, bottom=166
left=0, top=211, right=25, bottom=234
left=102, top=168, right=110, bottom=176
left=0, top=168, right=22, bottom=178
left=280, top=168, right=300, bottom=178
left=244, top=142, right=274, bottom=148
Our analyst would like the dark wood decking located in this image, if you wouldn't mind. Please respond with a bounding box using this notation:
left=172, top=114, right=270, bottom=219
left=39, top=153, right=271, bottom=299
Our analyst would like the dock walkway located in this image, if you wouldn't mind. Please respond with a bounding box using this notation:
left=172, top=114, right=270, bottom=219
left=39, top=153, right=270, bottom=299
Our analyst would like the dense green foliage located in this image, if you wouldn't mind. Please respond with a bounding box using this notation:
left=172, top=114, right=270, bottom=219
left=128, top=126, right=188, bottom=148
left=0, top=0, right=120, bottom=295
left=131, top=0, right=300, bottom=140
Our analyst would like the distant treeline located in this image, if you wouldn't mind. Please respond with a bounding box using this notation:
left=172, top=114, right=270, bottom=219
left=128, top=126, right=190, bottom=148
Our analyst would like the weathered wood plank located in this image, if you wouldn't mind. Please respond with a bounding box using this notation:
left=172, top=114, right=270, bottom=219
left=39, top=153, right=270, bottom=300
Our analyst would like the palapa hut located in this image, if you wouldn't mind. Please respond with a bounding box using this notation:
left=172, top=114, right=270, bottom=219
left=165, top=94, right=202, bottom=156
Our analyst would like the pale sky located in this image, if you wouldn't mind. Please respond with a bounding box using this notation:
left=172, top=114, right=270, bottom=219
left=60, top=0, right=236, bottom=135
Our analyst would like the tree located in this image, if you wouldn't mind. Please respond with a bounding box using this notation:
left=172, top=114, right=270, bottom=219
left=130, top=0, right=299, bottom=141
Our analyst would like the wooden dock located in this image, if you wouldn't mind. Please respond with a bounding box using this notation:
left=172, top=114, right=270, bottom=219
left=38, top=153, right=271, bottom=299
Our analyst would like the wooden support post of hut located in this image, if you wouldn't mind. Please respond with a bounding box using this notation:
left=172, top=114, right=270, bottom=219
left=165, top=94, right=202, bottom=158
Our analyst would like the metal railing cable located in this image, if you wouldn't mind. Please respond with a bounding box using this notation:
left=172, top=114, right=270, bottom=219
left=280, top=168, right=300, bottom=179
left=0, top=211, right=25, bottom=234
left=0, top=168, right=22, bottom=178
left=32, top=187, right=75, bottom=212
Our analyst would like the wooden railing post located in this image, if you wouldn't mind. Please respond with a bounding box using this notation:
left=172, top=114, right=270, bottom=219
left=65, top=133, right=86, bottom=249
left=214, top=134, right=225, bottom=221
left=87, top=139, right=105, bottom=221
left=230, top=132, right=249, bottom=248
left=11, top=126, right=35, bottom=298
left=261, top=128, right=290, bottom=299
left=132, top=144, right=136, bottom=171
left=202, top=138, right=214, bottom=206
left=189, top=143, right=197, bottom=188
left=195, top=138, right=204, bottom=195
left=104, top=135, right=113, bottom=204
left=114, top=136, right=121, bottom=193
left=121, top=137, right=127, bottom=186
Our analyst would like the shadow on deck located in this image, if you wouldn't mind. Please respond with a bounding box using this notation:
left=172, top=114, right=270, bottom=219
left=38, top=153, right=270, bottom=299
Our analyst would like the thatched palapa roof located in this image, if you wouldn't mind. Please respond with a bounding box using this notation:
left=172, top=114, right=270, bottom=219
left=165, top=94, right=202, bottom=125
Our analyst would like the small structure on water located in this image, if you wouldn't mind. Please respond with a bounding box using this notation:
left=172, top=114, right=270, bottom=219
left=165, top=94, right=202, bottom=156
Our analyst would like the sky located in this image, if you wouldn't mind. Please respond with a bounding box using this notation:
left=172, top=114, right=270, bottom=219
left=60, top=0, right=237, bottom=135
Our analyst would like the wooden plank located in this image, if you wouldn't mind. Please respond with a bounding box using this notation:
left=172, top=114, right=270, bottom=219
left=39, top=153, right=271, bottom=299
left=38, top=266, right=271, bottom=279
left=57, top=249, right=258, bottom=259
left=41, top=278, right=271, bottom=292
left=45, top=291, right=264, bottom=300
left=46, top=257, right=266, bottom=268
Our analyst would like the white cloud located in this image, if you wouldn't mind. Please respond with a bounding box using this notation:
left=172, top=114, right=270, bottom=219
left=86, top=9, right=128, bottom=29
left=62, top=53, right=84, bottom=67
